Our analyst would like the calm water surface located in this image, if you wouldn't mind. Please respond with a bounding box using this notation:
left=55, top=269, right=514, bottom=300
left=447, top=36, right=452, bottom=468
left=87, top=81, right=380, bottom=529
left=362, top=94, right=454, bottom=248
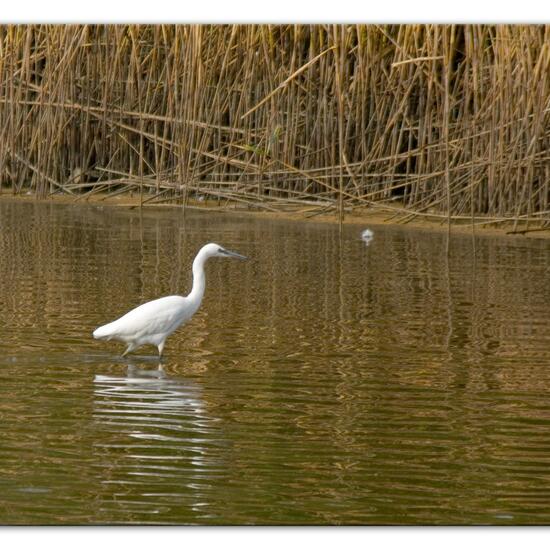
left=2, top=199, right=550, bottom=525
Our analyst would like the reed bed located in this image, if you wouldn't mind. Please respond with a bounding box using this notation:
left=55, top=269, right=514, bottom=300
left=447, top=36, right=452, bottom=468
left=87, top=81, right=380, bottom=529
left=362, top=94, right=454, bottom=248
left=0, top=24, right=549, bottom=227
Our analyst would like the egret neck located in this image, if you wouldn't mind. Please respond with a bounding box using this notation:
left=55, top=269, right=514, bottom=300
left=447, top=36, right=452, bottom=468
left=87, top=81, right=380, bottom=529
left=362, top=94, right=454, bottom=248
left=187, top=247, right=208, bottom=312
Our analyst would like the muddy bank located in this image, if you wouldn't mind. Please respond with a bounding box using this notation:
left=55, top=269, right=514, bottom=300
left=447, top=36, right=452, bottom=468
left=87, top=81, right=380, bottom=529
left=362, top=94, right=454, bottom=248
left=1, top=191, right=549, bottom=241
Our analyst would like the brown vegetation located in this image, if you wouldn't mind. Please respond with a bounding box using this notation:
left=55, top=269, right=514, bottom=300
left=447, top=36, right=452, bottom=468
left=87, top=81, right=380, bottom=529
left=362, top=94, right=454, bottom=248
left=0, top=24, right=549, bottom=229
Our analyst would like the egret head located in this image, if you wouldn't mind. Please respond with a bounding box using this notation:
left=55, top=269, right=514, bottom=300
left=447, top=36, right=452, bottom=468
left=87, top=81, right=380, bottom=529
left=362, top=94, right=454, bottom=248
left=200, top=242, right=248, bottom=261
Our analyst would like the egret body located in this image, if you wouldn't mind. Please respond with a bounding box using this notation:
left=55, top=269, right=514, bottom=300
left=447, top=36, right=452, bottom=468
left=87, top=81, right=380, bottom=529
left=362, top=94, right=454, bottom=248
left=93, top=243, right=247, bottom=357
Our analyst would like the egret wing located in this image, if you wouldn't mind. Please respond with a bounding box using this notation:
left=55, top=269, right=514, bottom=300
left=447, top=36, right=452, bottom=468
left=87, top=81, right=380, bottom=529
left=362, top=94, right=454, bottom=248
left=97, top=295, right=189, bottom=340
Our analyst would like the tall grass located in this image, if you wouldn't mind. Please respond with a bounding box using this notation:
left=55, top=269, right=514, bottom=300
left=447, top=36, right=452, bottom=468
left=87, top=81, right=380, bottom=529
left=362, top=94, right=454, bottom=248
left=0, top=24, right=549, bottom=225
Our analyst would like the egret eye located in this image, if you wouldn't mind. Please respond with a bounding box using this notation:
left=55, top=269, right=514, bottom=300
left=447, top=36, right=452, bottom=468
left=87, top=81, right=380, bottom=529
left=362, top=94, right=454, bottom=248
left=218, top=248, right=225, bottom=254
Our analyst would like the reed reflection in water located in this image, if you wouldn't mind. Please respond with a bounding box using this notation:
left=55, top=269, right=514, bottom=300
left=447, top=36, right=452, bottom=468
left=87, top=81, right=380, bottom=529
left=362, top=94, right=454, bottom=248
left=2, top=199, right=550, bottom=524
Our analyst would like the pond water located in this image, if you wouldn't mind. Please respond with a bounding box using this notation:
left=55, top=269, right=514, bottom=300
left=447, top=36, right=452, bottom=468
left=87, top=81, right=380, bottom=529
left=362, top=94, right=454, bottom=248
left=2, top=198, right=550, bottom=525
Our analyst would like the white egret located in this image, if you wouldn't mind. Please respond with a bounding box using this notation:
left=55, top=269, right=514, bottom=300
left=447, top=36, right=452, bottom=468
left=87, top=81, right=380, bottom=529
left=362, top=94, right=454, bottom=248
left=93, top=243, right=247, bottom=358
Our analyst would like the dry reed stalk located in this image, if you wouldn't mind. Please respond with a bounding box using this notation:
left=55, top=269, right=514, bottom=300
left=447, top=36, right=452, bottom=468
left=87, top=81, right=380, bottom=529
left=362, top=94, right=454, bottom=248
left=0, top=24, right=549, bottom=228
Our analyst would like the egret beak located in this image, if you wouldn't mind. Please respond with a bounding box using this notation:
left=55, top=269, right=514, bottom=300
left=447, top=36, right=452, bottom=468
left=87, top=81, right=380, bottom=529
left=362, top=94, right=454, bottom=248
left=224, top=249, right=248, bottom=260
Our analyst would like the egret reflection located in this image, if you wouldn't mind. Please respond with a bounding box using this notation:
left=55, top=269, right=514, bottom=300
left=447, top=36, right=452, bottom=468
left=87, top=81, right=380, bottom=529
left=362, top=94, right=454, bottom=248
left=92, top=364, right=224, bottom=523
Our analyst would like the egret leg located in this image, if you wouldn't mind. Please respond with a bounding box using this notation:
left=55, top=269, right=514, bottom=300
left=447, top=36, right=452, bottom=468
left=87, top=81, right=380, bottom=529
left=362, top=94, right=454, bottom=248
left=157, top=341, right=165, bottom=358
left=122, top=343, right=136, bottom=357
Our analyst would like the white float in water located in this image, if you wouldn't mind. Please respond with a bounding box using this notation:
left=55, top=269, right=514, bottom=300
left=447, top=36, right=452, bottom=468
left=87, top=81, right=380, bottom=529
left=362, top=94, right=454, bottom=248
left=361, top=228, right=374, bottom=246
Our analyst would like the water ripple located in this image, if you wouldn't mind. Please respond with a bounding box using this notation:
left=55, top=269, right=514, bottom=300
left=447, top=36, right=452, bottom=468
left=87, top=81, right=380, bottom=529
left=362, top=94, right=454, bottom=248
left=3, top=201, right=550, bottom=524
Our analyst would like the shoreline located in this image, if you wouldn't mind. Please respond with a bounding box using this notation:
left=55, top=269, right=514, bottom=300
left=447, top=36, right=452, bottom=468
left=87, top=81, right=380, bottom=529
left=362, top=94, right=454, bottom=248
left=1, top=191, right=550, bottom=241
